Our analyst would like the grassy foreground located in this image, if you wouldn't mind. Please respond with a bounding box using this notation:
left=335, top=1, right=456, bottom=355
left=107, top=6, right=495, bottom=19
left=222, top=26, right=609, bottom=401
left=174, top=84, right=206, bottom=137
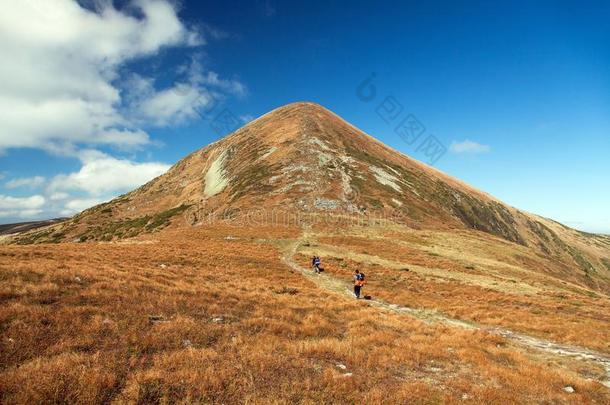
left=1, top=225, right=608, bottom=404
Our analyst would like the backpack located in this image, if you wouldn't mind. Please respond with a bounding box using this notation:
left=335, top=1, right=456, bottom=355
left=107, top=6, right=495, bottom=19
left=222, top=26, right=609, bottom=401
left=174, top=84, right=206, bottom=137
left=356, top=272, right=365, bottom=281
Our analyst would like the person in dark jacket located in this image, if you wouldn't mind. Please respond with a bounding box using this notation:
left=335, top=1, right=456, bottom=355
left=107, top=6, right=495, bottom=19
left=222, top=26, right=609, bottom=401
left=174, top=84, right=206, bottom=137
left=353, top=270, right=365, bottom=298
left=312, top=256, right=322, bottom=273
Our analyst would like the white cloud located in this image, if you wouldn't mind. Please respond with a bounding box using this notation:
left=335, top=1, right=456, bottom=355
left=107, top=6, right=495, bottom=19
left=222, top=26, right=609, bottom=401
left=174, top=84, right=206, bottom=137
left=0, top=151, right=170, bottom=223
left=450, top=140, right=491, bottom=154
left=125, top=57, right=246, bottom=127
left=5, top=176, right=45, bottom=189
left=0, top=195, right=45, bottom=218
left=0, top=1, right=245, bottom=223
left=130, top=81, right=213, bottom=126
left=0, top=0, right=214, bottom=152
left=48, top=152, right=169, bottom=217
left=48, top=150, right=170, bottom=196
left=49, top=192, right=70, bottom=201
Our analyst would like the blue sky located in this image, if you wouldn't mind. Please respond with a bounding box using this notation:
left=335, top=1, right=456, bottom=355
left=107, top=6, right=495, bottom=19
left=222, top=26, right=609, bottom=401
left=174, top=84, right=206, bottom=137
left=0, top=1, right=608, bottom=233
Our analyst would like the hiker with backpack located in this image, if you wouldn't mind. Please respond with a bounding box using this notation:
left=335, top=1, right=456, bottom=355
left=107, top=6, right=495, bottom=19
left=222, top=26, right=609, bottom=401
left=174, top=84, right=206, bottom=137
left=312, top=256, right=322, bottom=274
left=353, top=270, right=365, bottom=298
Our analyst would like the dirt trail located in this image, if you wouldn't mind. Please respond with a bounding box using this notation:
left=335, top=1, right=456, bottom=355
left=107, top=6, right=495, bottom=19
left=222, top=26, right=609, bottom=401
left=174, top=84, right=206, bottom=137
left=280, top=234, right=610, bottom=389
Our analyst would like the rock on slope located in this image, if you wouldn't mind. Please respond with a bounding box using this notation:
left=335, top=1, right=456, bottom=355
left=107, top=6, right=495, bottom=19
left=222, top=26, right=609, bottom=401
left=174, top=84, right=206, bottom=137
left=11, top=102, right=610, bottom=291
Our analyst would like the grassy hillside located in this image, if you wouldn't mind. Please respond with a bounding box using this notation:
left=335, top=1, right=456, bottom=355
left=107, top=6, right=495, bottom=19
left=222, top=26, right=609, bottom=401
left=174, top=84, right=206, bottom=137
left=1, top=224, right=608, bottom=403
left=7, top=103, right=610, bottom=295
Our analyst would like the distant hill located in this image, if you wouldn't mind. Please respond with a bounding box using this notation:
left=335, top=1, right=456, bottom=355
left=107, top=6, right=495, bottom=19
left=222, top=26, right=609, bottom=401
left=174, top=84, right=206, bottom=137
left=0, top=218, right=67, bottom=236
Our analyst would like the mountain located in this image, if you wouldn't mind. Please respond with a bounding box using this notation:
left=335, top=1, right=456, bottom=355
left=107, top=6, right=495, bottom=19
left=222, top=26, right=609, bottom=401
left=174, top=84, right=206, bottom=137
left=0, top=218, right=66, bottom=236
left=11, top=102, right=610, bottom=291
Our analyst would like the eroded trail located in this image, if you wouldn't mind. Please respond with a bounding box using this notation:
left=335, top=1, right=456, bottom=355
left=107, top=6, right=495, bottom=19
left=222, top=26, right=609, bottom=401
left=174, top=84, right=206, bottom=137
left=279, top=233, right=610, bottom=389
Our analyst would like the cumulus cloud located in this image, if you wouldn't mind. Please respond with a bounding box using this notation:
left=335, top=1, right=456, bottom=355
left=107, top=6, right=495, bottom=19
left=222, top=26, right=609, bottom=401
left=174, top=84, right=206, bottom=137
left=450, top=140, right=491, bottom=154
left=43, top=151, right=170, bottom=217
left=0, top=0, right=243, bottom=153
left=0, top=150, right=170, bottom=221
left=5, top=176, right=45, bottom=189
left=0, top=0, right=190, bottom=151
left=49, top=192, right=70, bottom=201
left=125, top=57, right=246, bottom=127
left=48, top=150, right=170, bottom=196
left=127, top=79, right=213, bottom=127
left=0, top=195, right=45, bottom=218
left=0, top=1, right=245, bottom=223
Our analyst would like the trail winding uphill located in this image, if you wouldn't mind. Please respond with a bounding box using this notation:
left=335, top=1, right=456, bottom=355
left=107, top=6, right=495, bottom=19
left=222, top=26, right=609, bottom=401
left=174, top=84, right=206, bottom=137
left=279, top=230, right=610, bottom=389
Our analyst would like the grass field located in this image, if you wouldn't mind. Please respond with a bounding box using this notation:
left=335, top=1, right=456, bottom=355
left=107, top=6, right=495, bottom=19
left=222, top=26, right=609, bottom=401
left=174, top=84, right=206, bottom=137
left=298, top=227, right=610, bottom=353
left=1, top=224, right=609, bottom=403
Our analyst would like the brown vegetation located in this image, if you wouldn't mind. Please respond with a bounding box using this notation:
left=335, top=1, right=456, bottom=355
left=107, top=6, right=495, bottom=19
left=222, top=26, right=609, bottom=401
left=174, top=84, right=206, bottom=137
left=1, top=225, right=608, bottom=403
left=2, top=102, right=609, bottom=402
left=299, top=228, right=610, bottom=353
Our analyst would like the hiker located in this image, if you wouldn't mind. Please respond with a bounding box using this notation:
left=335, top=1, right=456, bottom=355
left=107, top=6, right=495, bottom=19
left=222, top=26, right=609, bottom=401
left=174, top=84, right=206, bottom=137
left=353, top=270, right=365, bottom=298
left=312, top=256, right=322, bottom=274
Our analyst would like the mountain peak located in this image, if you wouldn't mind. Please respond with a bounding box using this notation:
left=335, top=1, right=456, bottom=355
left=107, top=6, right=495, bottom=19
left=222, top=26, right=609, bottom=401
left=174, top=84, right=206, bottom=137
left=25, top=102, right=512, bottom=229
left=267, top=101, right=332, bottom=116
left=14, top=103, right=610, bottom=292
left=241, top=101, right=344, bottom=141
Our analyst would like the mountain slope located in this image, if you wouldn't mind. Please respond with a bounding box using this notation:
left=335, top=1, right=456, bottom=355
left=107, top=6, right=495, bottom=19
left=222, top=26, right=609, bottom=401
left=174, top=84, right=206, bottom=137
left=11, top=102, right=610, bottom=291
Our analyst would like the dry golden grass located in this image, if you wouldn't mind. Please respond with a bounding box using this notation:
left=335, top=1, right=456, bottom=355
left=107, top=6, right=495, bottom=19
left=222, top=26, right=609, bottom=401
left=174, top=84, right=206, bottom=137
left=1, top=225, right=608, bottom=403
left=298, top=228, right=610, bottom=354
